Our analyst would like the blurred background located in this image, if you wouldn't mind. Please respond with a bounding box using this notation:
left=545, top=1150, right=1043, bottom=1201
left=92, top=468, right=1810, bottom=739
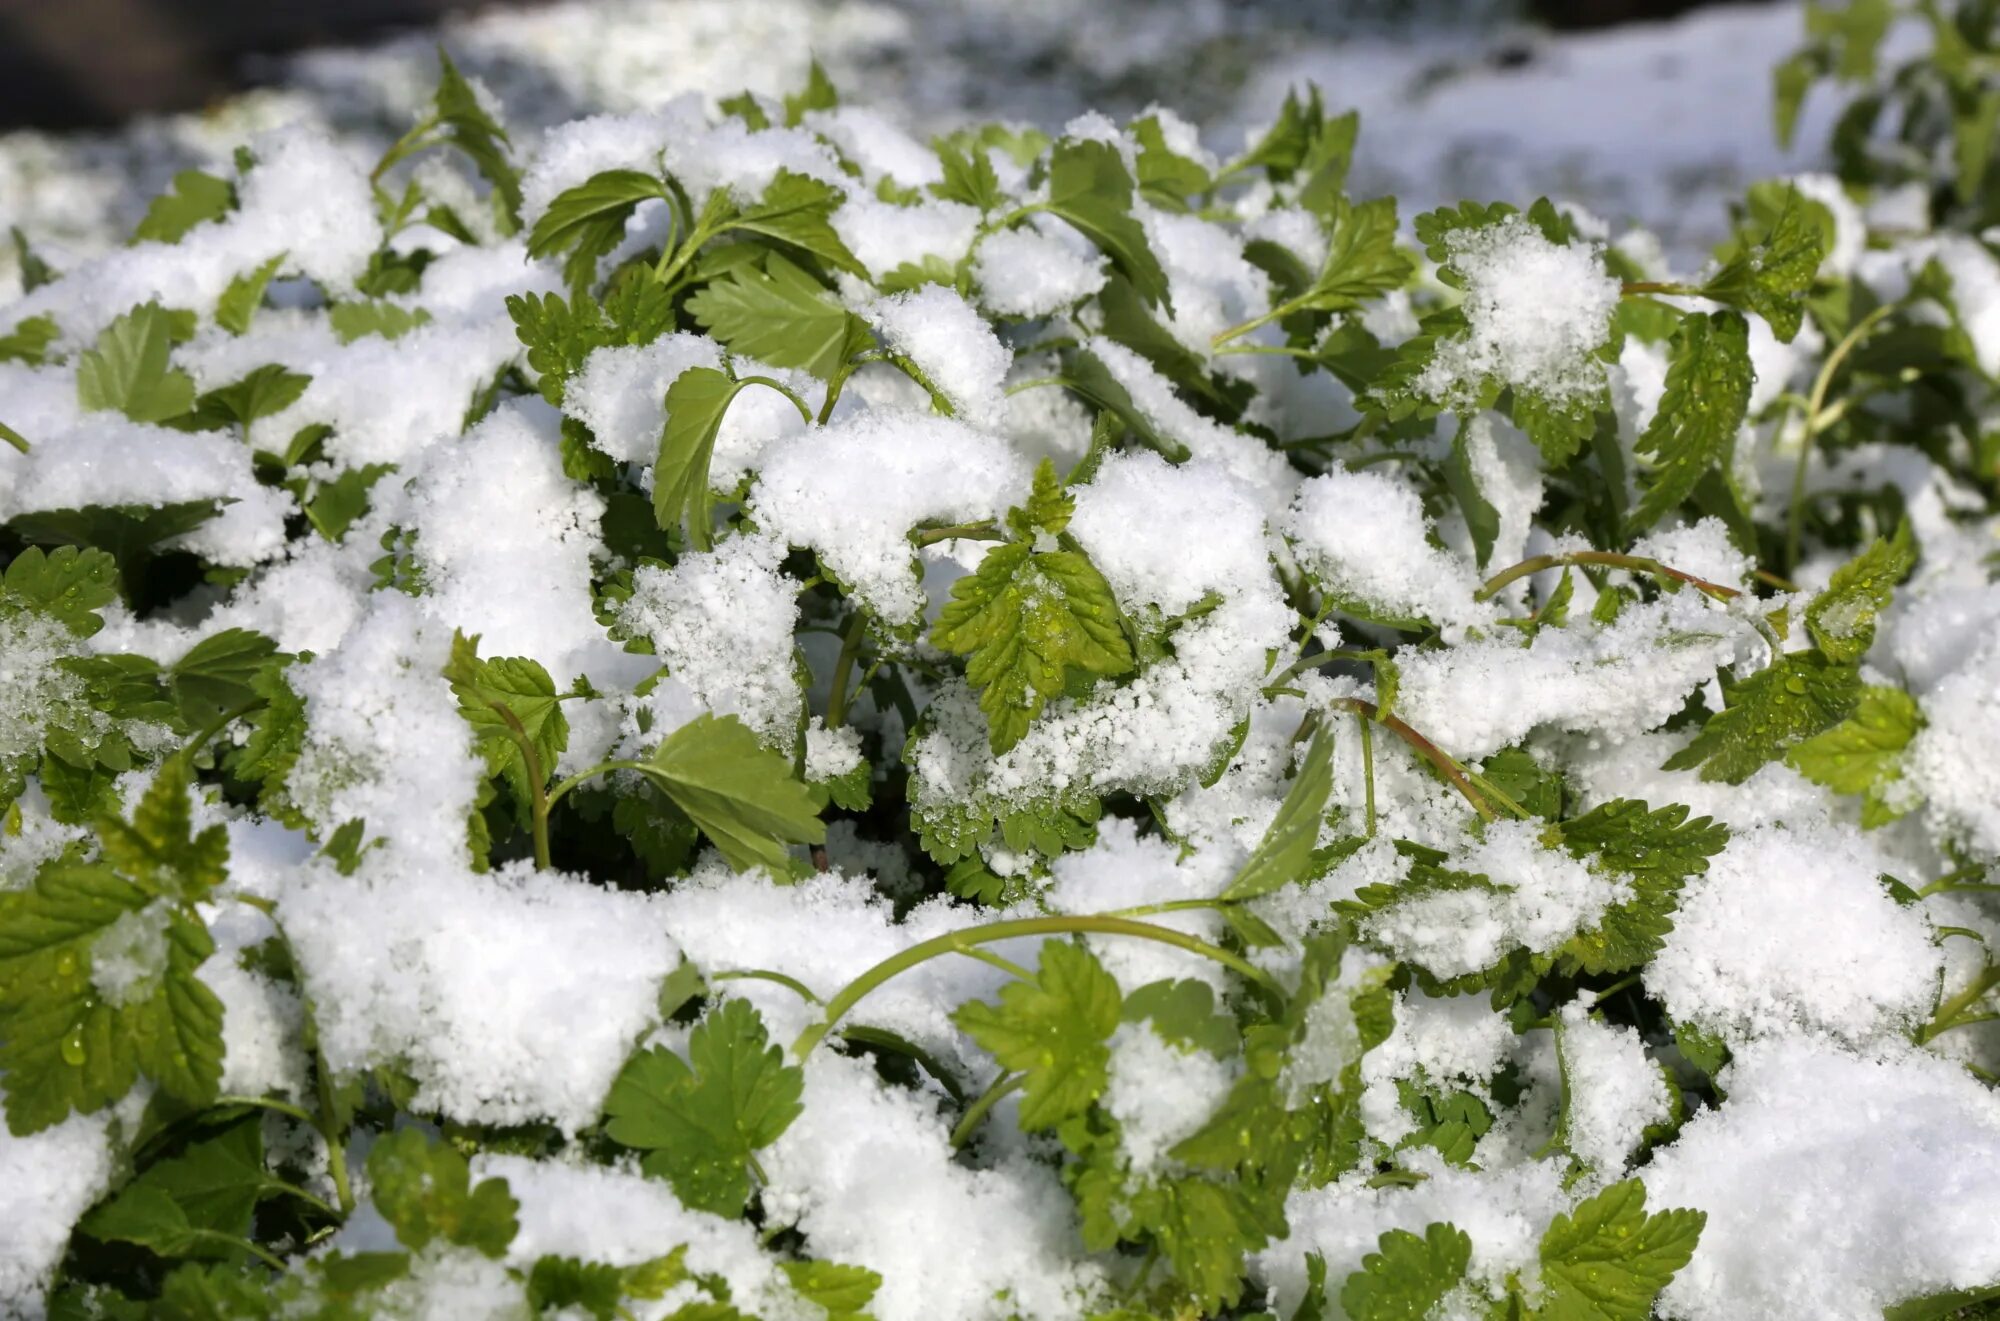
left=0, top=0, right=1820, bottom=274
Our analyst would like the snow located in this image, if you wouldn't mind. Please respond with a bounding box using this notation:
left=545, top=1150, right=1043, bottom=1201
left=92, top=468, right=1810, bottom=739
left=868, top=285, right=1012, bottom=427
left=1286, top=467, right=1487, bottom=628
left=1104, top=1022, right=1239, bottom=1173
left=0, top=1110, right=120, bottom=1314
left=973, top=226, right=1107, bottom=317
left=1556, top=1003, right=1671, bottom=1178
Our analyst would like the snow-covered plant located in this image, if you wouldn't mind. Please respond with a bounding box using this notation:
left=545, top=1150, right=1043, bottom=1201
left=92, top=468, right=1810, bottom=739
left=1, top=15, right=1999, bottom=1320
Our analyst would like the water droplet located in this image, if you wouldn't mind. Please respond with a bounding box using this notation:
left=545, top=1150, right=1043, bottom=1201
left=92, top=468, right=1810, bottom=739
left=54, top=951, right=77, bottom=979
left=60, top=1030, right=86, bottom=1067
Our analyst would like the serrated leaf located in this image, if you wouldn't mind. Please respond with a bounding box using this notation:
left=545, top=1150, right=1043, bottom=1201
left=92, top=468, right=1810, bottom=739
left=932, top=138, right=1005, bottom=211
left=1043, top=139, right=1170, bottom=308
left=1631, top=310, right=1753, bottom=529
left=432, top=50, right=523, bottom=230
left=631, top=712, right=825, bottom=873
left=506, top=289, right=610, bottom=405
left=11, top=227, right=55, bottom=292
left=76, top=303, right=198, bottom=423
left=367, top=1129, right=517, bottom=1257
left=930, top=540, right=1134, bottom=755
left=1786, top=684, right=1921, bottom=827
left=168, top=628, right=286, bottom=729
left=686, top=252, right=872, bottom=379
left=443, top=631, right=569, bottom=808
left=81, top=1115, right=273, bottom=1257
left=1664, top=650, right=1862, bottom=784
left=1537, top=1179, right=1705, bottom=1321
left=1133, top=115, right=1212, bottom=209
left=726, top=170, right=864, bottom=276
left=171, top=365, right=311, bottom=433
left=1804, top=523, right=1915, bottom=662
left=603, top=998, right=804, bottom=1216
left=327, top=301, right=432, bottom=344
left=1699, top=190, right=1824, bottom=343
left=780, top=1260, right=882, bottom=1319
left=783, top=58, right=840, bottom=125
left=0, top=312, right=59, bottom=365
left=1, top=545, right=121, bottom=637
left=1221, top=728, right=1333, bottom=901
left=1552, top=800, right=1728, bottom=975
left=527, top=169, right=670, bottom=292
left=954, top=940, right=1121, bottom=1130
left=1339, top=1223, right=1472, bottom=1321
left=1296, top=195, right=1411, bottom=313
left=132, top=170, right=235, bottom=246
left=96, top=758, right=231, bottom=904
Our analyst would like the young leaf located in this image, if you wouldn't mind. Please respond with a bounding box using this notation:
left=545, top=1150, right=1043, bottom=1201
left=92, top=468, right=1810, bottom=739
left=1537, top=1179, right=1706, bottom=1321
left=602, top=998, right=805, bottom=1216
left=327, top=301, right=432, bottom=344
left=506, top=289, right=611, bottom=405
left=932, top=139, right=1004, bottom=212
left=727, top=170, right=864, bottom=276
left=653, top=366, right=737, bottom=550
left=169, top=627, right=286, bottom=728
left=631, top=712, right=825, bottom=873
left=1296, top=195, right=1411, bottom=313
left=1664, top=650, right=1862, bottom=784
left=780, top=1260, right=882, bottom=1319
left=80, top=1116, right=274, bottom=1256
left=95, top=757, right=231, bottom=905
left=954, top=939, right=1122, bottom=1129
left=1220, top=728, right=1333, bottom=901
left=1551, top=800, right=1729, bottom=974
left=1121, top=979, right=1239, bottom=1058
left=443, top=631, right=569, bottom=807
left=76, top=302, right=198, bottom=423
left=1786, top=684, right=1921, bottom=827
left=782, top=58, right=839, bottom=125
left=215, top=254, right=285, bottom=335
left=1338, top=1223, right=1472, bottom=1321
left=1699, top=190, right=1825, bottom=343
left=1, top=545, right=121, bottom=638
left=171, top=365, right=311, bottom=432
left=1631, top=310, right=1754, bottom=529
left=366, top=1127, right=519, bottom=1258
left=131, top=170, right=235, bottom=245
left=432, top=50, right=523, bottom=229
left=930, top=539, right=1134, bottom=755
left=1804, top=523, right=1915, bottom=662
left=1042, top=139, right=1170, bottom=308
left=686, top=252, right=872, bottom=379
left=0, top=312, right=59, bottom=365
left=526, top=169, right=670, bottom=292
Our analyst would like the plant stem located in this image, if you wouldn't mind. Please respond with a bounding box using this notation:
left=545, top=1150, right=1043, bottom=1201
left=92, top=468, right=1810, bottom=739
left=955, top=946, right=1036, bottom=981
left=1358, top=711, right=1377, bottom=837
left=544, top=758, right=652, bottom=813
left=1476, top=551, right=1741, bottom=604
left=826, top=611, right=868, bottom=729
left=711, top=968, right=825, bottom=1003
left=1004, top=375, right=1074, bottom=396
left=1786, top=302, right=1896, bottom=573
left=909, top=521, right=1005, bottom=548
left=485, top=701, right=551, bottom=871
left=950, top=1072, right=1025, bottom=1149
left=817, top=350, right=886, bottom=424
left=736, top=375, right=816, bottom=425
left=1618, top=280, right=1702, bottom=297
left=793, top=915, right=1288, bottom=1057
left=1919, top=965, right=2000, bottom=1045
left=1330, top=697, right=1514, bottom=822
left=216, top=1093, right=317, bottom=1126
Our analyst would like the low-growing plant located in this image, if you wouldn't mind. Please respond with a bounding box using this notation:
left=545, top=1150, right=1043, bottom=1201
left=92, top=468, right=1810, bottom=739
left=1, top=6, right=1999, bottom=1318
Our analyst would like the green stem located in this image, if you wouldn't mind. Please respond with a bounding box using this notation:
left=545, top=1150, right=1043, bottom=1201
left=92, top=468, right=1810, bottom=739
left=268, top=1180, right=339, bottom=1219
left=1211, top=297, right=1304, bottom=348
left=1787, top=302, right=1896, bottom=573
left=735, top=375, right=816, bottom=425
left=1476, top=551, right=1740, bottom=604
left=826, top=611, right=868, bottom=729
left=950, top=1072, right=1026, bottom=1149
left=1358, top=711, right=1377, bottom=838
left=836, top=1025, right=967, bottom=1103
left=793, top=915, right=1288, bottom=1058
left=206, top=1231, right=289, bottom=1272
left=909, top=521, right=1005, bottom=548
left=1004, top=375, right=1075, bottom=396
left=1919, top=966, right=2000, bottom=1045
left=1331, top=697, right=1512, bottom=822
left=215, top=1093, right=316, bottom=1126
left=711, top=968, right=823, bottom=1004
left=484, top=700, right=551, bottom=871
left=370, top=117, right=441, bottom=183
left=883, top=351, right=957, bottom=417
left=544, top=758, right=652, bottom=814
left=1618, top=280, right=1702, bottom=297
left=956, top=946, right=1036, bottom=981
left=1262, top=647, right=1371, bottom=692
left=816, top=350, right=886, bottom=425
left=1100, top=898, right=1229, bottom=920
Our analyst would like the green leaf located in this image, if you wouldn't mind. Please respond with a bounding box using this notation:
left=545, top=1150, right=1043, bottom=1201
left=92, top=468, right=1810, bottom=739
left=653, top=367, right=737, bottom=550
left=327, top=301, right=432, bottom=345
left=169, top=628, right=286, bottom=729
left=1221, top=729, right=1333, bottom=901
left=1120, top=979, right=1239, bottom=1058
left=0, top=312, right=59, bottom=365
left=686, top=253, right=871, bottom=380
left=215, top=255, right=285, bottom=335
left=1631, top=310, right=1754, bottom=529
left=443, top=631, right=569, bottom=808
left=1339, top=1223, right=1472, bottom=1321
left=1445, top=416, right=1501, bottom=568
left=727, top=170, right=864, bottom=276
left=783, top=58, right=840, bottom=125
left=505, top=289, right=610, bottom=405
left=305, top=463, right=395, bottom=543
left=1883, top=1281, right=2000, bottom=1321
left=1805, top=523, right=1916, bottom=662
left=526, top=169, right=670, bottom=293
left=932, top=139, right=1004, bottom=211
left=76, top=302, right=198, bottom=423
left=11, top=227, right=55, bottom=292
left=1042, top=139, right=1170, bottom=309
left=1551, top=800, right=1728, bottom=975
left=365, top=1127, right=519, bottom=1258
left=1537, top=1179, right=1705, bottom=1321
left=1664, top=650, right=1862, bottom=784
left=1, top=545, right=121, bottom=638
left=432, top=50, right=523, bottom=229
left=602, top=998, right=804, bottom=1215
left=780, top=1260, right=882, bottom=1319
left=1699, top=190, right=1824, bottom=343
left=953, top=940, right=1121, bottom=1130
left=527, top=1257, right=625, bottom=1318
left=132, top=171, right=235, bottom=246
left=81, top=1116, right=273, bottom=1256
left=930, top=511, right=1134, bottom=756
left=172, top=365, right=311, bottom=433
left=1786, top=685, right=1921, bottom=827
left=1296, top=196, right=1411, bottom=313
left=1133, top=115, right=1212, bottom=209
left=631, top=712, right=825, bottom=873
left=96, top=757, right=231, bottom=904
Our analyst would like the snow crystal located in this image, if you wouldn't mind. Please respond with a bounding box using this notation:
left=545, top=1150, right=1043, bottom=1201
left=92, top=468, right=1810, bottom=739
left=1286, top=467, right=1487, bottom=628
left=1649, top=822, right=1942, bottom=1049
left=0, top=1111, right=120, bottom=1313
left=1414, top=215, right=1618, bottom=411
left=1556, top=1003, right=1670, bottom=1177
left=1068, top=452, right=1271, bottom=616
left=868, top=284, right=1013, bottom=427
left=564, top=334, right=724, bottom=465
left=973, top=226, right=1108, bottom=317
left=88, top=904, right=168, bottom=1007
left=750, top=408, right=1032, bottom=624
left=1104, top=1023, right=1239, bottom=1173
left=834, top=196, right=983, bottom=283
